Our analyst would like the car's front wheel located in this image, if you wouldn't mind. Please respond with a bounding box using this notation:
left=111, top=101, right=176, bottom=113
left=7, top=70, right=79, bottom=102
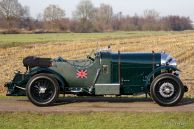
left=150, top=73, right=184, bottom=106
left=26, top=73, right=59, bottom=106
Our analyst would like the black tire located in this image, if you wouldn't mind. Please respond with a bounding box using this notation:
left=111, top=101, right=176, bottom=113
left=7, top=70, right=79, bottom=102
left=150, top=73, right=184, bottom=106
left=26, top=73, right=59, bottom=106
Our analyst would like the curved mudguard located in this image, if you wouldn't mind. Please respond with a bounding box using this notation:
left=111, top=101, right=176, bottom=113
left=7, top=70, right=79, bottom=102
left=29, top=67, right=66, bottom=91
left=145, top=66, right=188, bottom=93
left=145, top=65, right=180, bottom=87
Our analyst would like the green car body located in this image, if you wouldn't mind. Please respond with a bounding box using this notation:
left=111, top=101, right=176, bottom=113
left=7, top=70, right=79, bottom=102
left=5, top=49, right=188, bottom=106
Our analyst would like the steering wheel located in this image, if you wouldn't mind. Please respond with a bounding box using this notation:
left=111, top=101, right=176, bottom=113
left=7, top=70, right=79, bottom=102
left=87, top=55, right=95, bottom=61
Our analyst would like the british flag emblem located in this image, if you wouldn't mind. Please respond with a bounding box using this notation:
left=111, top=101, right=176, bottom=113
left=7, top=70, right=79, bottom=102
left=76, top=69, right=87, bottom=78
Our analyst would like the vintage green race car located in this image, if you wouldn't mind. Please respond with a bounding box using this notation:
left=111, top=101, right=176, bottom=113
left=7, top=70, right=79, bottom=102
left=5, top=48, right=188, bottom=106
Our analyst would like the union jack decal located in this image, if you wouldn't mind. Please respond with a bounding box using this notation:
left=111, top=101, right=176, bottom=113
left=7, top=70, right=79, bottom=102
left=76, top=69, right=87, bottom=78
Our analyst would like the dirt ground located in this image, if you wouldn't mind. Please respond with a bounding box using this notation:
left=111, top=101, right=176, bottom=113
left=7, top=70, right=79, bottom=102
left=0, top=97, right=194, bottom=112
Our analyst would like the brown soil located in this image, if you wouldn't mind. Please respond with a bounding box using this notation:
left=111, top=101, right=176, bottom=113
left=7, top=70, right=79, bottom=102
left=0, top=97, right=194, bottom=113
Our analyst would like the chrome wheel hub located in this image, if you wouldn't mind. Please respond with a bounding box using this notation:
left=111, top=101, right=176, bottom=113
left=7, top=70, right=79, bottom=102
left=159, top=82, right=175, bottom=98
left=39, top=87, right=47, bottom=94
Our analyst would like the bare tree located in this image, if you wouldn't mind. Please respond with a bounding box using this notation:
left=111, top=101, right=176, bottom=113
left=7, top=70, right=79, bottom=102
left=144, top=9, right=159, bottom=19
left=95, top=4, right=113, bottom=31
left=142, top=9, right=160, bottom=30
left=161, top=16, right=192, bottom=31
left=0, top=0, right=23, bottom=30
left=43, top=4, right=65, bottom=21
left=43, top=4, right=65, bottom=31
left=21, top=6, right=30, bottom=19
left=36, top=13, right=43, bottom=22
left=112, top=12, right=122, bottom=30
left=73, top=0, right=95, bottom=32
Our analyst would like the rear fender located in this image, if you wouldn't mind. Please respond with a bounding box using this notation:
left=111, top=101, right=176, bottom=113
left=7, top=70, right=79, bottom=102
left=29, top=67, right=66, bottom=91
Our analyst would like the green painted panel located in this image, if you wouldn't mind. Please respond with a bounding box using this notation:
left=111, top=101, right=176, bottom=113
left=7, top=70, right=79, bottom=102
left=110, top=52, right=161, bottom=94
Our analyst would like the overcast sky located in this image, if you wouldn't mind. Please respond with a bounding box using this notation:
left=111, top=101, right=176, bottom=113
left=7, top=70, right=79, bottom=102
left=18, top=0, right=194, bottom=21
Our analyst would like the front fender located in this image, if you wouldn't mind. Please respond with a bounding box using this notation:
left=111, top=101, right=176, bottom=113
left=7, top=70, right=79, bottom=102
left=29, top=67, right=66, bottom=91
left=145, top=66, right=180, bottom=86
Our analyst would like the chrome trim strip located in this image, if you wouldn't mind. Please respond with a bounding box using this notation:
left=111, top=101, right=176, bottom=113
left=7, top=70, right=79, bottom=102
left=15, top=86, right=26, bottom=90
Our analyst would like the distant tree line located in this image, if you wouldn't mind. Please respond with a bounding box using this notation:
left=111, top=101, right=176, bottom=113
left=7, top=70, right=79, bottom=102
left=0, top=0, right=193, bottom=33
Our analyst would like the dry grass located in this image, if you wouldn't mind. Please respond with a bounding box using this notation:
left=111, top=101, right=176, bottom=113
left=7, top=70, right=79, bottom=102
left=0, top=31, right=194, bottom=96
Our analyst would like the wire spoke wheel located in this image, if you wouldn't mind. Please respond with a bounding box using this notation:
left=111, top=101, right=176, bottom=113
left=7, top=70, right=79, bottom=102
left=26, top=74, right=59, bottom=106
left=31, top=79, right=55, bottom=103
left=155, top=79, right=179, bottom=103
left=150, top=74, right=184, bottom=106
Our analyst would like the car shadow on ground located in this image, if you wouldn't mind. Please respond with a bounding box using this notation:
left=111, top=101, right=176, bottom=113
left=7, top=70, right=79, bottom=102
left=54, top=97, right=153, bottom=105
left=52, top=97, right=194, bottom=107
left=178, top=98, right=194, bottom=106
left=17, top=97, right=194, bottom=107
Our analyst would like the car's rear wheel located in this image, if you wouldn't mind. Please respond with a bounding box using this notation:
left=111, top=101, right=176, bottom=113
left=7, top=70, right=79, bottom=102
left=150, top=73, right=184, bottom=106
left=26, top=73, right=59, bottom=106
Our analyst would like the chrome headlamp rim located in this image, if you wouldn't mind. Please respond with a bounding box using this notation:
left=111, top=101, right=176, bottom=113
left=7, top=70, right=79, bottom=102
left=161, top=53, right=177, bottom=66
left=167, top=58, right=177, bottom=66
